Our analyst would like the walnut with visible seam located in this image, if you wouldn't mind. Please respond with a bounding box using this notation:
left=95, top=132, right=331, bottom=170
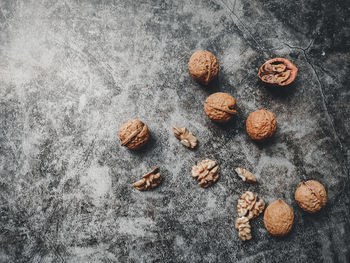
left=133, top=167, right=162, bottom=191
left=246, top=109, right=277, bottom=141
left=188, top=50, right=219, bottom=85
left=204, top=92, right=238, bottom=123
left=191, top=159, right=220, bottom=188
left=295, top=180, right=327, bottom=213
left=118, top=119, right=149, bottom=150
left=172, top=126, right=197, bottom=149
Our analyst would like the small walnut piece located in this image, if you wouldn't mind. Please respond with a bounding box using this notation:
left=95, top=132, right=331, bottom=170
left=188, top=50, right=219, bottom=85
left=235, top=168, right=256, bottom=183
left=133, top=167, right=162, bottom=191
left=264, top=200, right=294, bottom=236
left=235, top=217, right=252, bottom=241
left=258, top=58, right=298, bottom=86
left=172, top=126, right=197, bottom=149
left=246, top=109, right=277, bottom=141
left=118, top=119, right=150, bottom=150
left=204, top=92, right=238, bottom=123
left=295, top=180, right=327, bottom=213
left=237, top=191, right=265, bottom=220
left=191, top=159, right=220, bottom=188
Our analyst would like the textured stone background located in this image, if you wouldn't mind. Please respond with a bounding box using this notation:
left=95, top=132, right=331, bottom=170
left=0, top=0, right=349, bottom=262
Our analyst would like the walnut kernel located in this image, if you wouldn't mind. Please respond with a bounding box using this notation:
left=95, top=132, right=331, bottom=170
left=172, top=126, right=197, bottom=149
left=235, top=168, right=256, bottom=183
left=133, top=167, right=162, bottom=191
left=235, top=216, right=252, bottom=241
left=191, top=159, right=220, bottom=188
left=237, top=191, right=265, bottom=220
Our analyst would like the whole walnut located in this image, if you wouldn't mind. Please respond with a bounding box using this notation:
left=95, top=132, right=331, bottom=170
left=118, top=119, right=149, bottom=150
left=295, top=180, right=327, bottom=213
left=264, top=200, right=294, bottom=236
left=188, top=50, right=219, bottom=85
left=246, top=109, right=277, bottom=141
left=204, top=92, right=238, bottom=123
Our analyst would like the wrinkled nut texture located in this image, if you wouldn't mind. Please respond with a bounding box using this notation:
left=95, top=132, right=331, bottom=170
left=204, top=92, right=238, bottom=123
left=235, top=168, right=256, bottom=183
left=235, top=216, right=252, bottom=241
left=118, top=119, right=149, bottom=150
left=133, top=167, right=162, bottom=191
left=246, top=109, right=277, bottom=141
left=295, top=180, right=327, bottom=213
left=188, top=50, right=219, bottom=84
left=258, top=58, right=298, bottom=86
left=191, top=159, right=220, bottom=188
left=237, top=191, right=265, bottom=220
left=172, top=126, right=197, bottom=149
left=264, top=200, right=294, bottom=236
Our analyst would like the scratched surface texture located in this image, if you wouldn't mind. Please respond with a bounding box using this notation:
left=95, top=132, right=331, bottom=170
left=0, top=0, right=349, bottom=262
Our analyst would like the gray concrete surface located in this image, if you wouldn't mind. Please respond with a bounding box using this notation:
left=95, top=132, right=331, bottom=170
left=0, top=0, right=349, bottom=262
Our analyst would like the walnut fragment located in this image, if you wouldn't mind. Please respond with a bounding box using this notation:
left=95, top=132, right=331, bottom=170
left=191, top=159, right=220, bottom=188
left=133, top=167, right=162, bottom=191
left=235, top=168, right=256, bottom=183
left=235, top=216, right=252, bottom=241
left=258, top=58, right=298, bottom=86
left=172, top=126, right=197, bottom=149
left=235, top=191, right=265, bottom=241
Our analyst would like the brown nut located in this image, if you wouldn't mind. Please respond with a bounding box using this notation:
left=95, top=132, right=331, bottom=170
left=188, top=50, right=219, bottom=85
left=204, top=92, right=238, bottom=123
left=133, top=167, right=162, bottom=191
left=118, top=119, right=149, bottom=150
left=258, top=58, right=298, bottom=86
left=191, top=159, right=220, bottom=188
left=246, top=109, right=277, bottom=141
left=264, top=200, right=294, bottom=236
left=295, top=180, right=327, bottom=213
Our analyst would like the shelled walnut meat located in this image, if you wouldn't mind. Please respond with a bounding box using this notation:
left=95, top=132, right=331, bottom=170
left=191, top=159, right=220, bottom=188
left=172, top=126, right=197, bottom=148
left=295, top=180, right=327, bottom=213
left=264, top=200, right=294, bottom=236
left=188, top=50, right=219, bottom=85
left=235, top=216, right=252, bottom=241
left=246, top=109, right=277, bottom=141
left=133, top=167, right=162, bottom=191
left=237, top=191, right=265, bottom=220
left=118, top=119, right=149, bottom=150
left=235, top=168, right=256, bottom=183
left=204, top=92, right=238, bottom=123
left=258, top=58, right=298, bottom=86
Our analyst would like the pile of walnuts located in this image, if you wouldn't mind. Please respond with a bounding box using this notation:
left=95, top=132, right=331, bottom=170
left=115, top=50, right=328, bottom=242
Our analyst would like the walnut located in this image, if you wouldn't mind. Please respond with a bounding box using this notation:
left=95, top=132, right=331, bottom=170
left=237, top=191, right=265, bottom=220
left=191, top=159, right=220, bottom=188
left=234, top=216, right=252, bottom=241
left=133, top=167, right=162, bottom=191
left=188, top=50, right=219, bottom=85
left=258, top=58, right=298, bottom=86
left=246, top=109, right=277, bottom=141
left=204, top=92, right=238, bottom=123
left=295, top=180, right=327, bottom=213
left=263, top=200, right=294, bottom=236
left=118, top=119, right=149, bottom=150
left=172, top=126, right=197, bottom=149
left=235, top=168, right=256, bottom=183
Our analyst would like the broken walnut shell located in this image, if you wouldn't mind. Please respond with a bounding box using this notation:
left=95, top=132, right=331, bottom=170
left=264, top=200, right=294, bottom=236
left=133, top=167, right=162, bottom=191
left=246, top=109, right=277, bottom=141
left=204, top=92, right=238, bottom=123
left=188, top=50, right=219, bottom=85
left=258, top=58, right=298, bottom=86
left=118, top=119, right=150, bottom=150
left=172, top=126, right=197, bottom=149
left=191, top=159, right=220, bottom=188
left=295, top=180, right=327, bottom=213
left=235, top=168, right=256, bottom=183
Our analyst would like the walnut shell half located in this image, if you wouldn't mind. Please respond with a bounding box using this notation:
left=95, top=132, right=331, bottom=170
left=264, top=200, right=294, bottom=236
left=118, top=119, right=149, bottom=150
left=295, top=180, right=327, bottom=213
left=188, top=50, right=219, bottom=85
left=204, top=92, right=238, bottom=123
left=246, top=109, right=277, bottom=141
left=258, top=58, right=298, bottom=86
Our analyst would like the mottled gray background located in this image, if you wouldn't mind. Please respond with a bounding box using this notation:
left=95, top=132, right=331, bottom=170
left=0, top=0, right=349, bottom=262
